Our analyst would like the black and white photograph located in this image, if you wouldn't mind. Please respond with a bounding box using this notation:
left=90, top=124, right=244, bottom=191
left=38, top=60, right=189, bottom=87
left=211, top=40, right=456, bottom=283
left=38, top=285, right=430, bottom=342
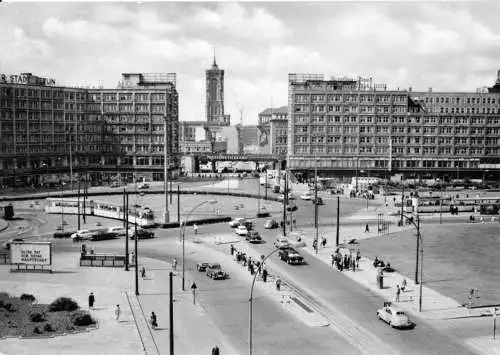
left=0, top=1, right=499, bottom=354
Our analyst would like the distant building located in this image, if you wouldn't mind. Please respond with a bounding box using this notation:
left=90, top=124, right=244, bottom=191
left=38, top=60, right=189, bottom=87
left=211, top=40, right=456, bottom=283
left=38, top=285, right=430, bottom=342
left=287, top=72, right=500, bottom=179
left=258, top=106, right=288, bottom=156
left=238, top=125, right=260, bottom=153
left=205, top=56, right=230, bottom=140
left=0, top=72, right=179, bottom=187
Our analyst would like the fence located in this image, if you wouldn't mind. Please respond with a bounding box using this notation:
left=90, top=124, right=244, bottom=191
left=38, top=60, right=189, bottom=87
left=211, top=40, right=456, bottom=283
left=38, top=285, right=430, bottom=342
left=80, top=253, right=126, bottom=267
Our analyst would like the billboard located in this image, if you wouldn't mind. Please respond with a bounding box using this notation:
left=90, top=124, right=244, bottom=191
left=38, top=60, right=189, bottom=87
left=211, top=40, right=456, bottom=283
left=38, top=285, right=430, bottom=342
left=10, top=242, right=52, bottom=266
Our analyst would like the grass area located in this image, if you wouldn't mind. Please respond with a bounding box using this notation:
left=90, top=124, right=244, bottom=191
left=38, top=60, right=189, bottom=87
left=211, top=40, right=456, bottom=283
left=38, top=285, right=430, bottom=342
left=0, top=293, right=96, bottom=338
left=358, top=223, right=500, bottom=307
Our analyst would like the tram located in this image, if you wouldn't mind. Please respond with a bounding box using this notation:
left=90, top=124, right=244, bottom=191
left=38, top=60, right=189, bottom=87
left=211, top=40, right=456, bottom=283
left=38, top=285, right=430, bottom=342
left=45, top=198, right=157, bottom=227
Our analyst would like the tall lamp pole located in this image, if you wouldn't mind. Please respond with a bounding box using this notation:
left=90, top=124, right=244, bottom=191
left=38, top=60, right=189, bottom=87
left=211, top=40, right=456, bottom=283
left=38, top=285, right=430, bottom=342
left=180, top=200, right=218, bottom=291
left=314, top=156, right=318, bottom=254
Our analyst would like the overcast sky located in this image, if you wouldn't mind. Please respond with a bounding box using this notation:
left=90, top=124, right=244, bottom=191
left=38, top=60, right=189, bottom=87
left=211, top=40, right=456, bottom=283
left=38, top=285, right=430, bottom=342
left=1, top=1, right=500, bottom=125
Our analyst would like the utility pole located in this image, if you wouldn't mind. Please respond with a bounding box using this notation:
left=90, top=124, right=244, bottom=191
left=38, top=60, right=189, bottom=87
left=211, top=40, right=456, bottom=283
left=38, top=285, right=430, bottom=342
left=124, top=191, right=129, bottom=271
left=400, top=174, right=405, bottom=226
left=77, top=180, right=81, bottom=230
left=169, top=271, right=174, bottom=355
left=415, top=215, right=420, bottom=285
left=282, top=171, right=287, bottom=237
left=314, top=159, right=318, bottom=254
left=163, top=115, right=170, bottom=223
left=265, top=172, right=268, bottom=199
left=134, top=215, right=139, bottom=295
left=83, top=172, right=87, bottom=224
left=336, top=196, right=340, bottom=246
left=177, top=185, right=180, bottom=223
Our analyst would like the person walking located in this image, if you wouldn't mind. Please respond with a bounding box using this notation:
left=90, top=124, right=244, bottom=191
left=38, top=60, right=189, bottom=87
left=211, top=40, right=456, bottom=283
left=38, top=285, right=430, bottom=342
left=114, top=304, right=121, bottom=321
left=356, top=250, right=361, bottom=268
left=90, top=246, right=95, bottom=255
left=395, top=285, right=401, bottom=303
left=230, top=244, right=235, bottom=256
left=88, top=292, right=95, bottom=310
left=150, top=311, right=158, bottom=330
left=401, top=278, right=407, bottom=292
left=172, top=258, right=177, bottom=271
left=365, top=224, right=370, bottom=233
left=330, top=253, right=335, bottom=267
left=212, top=345, right=220, bottom=355
left=276, top=277, right=282, bottom=291
left=141, top=266, right=146, bottom=279
left=193, top=223, right=198, bottom=235
left=262, top=268, right=268, bottom=283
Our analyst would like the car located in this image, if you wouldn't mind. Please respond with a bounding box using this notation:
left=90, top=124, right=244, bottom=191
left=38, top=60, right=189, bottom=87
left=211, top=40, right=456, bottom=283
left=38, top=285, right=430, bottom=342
left=71, top=229, right=106, bottom=242
left=277, top=193, right=295, bottom=201
left=235, top=225, right=249, bottom=236
left=246, top=231, right=262, bottom=244
left=205, top=263, right=228, bottom=280
left=264, top=219, right=279, bottom=229
left=279, top=248, right=305, bottom=265
left=242, top=220, right=253, bottom=230
left=274, top=236, right=291, bottom=249
left=138, top=183, right=150, bottom=189
left=91, top=231, right=118, bottom=241
left=228, top=218, right=245, bottom=228
left=2, top=238, right=24, bottom=250
left=300, top=192, right=313, bottom=200
left=196, top=262, right=217, bottom=272
left=376, top=302, right=412, bottom=329
left=312, top=197, right=324, bottom=205
left=286, top=203, right=298, bottom=212
left=130, top=229, right=155, bottom=240
left=108, top=226, right=127, bottom=237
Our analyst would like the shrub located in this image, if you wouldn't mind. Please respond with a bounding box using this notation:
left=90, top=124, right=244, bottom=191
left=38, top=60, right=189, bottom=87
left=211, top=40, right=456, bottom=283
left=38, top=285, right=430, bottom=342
left=30, top=312, right=45, bottom=322
left=47, top=297, right=79, bottom=312
left=71, top=311, right=95, bottom=326
left=43, top=323, right=54, bottom=332
left=20, top=294, right=36, bottom=303
left=0, top=300, right=13, bottom=311
left=33, top=326, right=42, bottom=334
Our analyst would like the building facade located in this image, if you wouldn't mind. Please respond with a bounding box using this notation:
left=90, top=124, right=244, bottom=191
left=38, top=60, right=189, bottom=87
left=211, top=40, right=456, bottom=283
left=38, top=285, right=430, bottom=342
left=258, top=106, right=288, bottom=156
left=287, top=72, right=500, bottom=179
left=205, top=57, right=230, bottom=141
left=0, top=72, right=179, bottom=187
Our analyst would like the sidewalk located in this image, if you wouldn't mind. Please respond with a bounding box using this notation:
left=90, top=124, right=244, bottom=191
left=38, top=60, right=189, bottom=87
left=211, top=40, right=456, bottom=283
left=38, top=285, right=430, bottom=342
left=0, top=252, right=239, bottom=355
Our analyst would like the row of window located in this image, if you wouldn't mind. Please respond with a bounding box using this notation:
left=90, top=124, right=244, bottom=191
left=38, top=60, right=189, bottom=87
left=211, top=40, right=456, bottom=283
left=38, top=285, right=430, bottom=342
left=293, top=114, right=500, bottom=125
left=295, top=94, right=408, bottom=103
left=424, top=96, right=500, bottom=105
left=292, top=146, right=496, bottom=156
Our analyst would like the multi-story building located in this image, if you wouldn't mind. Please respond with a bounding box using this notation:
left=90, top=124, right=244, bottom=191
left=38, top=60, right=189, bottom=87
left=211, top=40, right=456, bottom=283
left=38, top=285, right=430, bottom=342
left=0, top=72, right=179, bottom=187
left=287, top=72, right=500, bottom=180
left=258, top=106, right=288, bottom=156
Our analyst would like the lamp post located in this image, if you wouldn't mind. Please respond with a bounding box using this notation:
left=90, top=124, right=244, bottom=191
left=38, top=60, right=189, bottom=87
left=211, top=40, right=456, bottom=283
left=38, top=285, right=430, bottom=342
left=400, top=212, right=424, bottom=312
left=180, top=199, right=218, bottom=291
left=314, top=155, right=319, bottom=254
left=163, top=114, right=170, bottom=223
left=249, top=241, right=306, bottom=355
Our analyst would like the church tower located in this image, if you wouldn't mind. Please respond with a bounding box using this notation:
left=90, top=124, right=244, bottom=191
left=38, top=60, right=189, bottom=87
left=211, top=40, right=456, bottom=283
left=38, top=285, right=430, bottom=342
left=205, top=55, right=230, bottom=126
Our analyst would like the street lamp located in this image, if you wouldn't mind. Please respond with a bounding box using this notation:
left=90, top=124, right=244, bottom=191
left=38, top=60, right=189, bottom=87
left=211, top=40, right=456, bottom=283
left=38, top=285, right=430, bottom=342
left=163, top=114, right=170, bottom=223
left=180, top=199, right=218, bottom=291
left=249, top=241, right=306, bottom=355
left=399, top=212, right=424, bottom=312
left=314, top=155, right=319, bottom=254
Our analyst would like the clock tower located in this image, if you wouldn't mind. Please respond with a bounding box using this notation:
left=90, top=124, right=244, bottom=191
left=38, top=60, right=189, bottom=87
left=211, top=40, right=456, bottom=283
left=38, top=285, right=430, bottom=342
left=205, top=56, right=230, bottom=126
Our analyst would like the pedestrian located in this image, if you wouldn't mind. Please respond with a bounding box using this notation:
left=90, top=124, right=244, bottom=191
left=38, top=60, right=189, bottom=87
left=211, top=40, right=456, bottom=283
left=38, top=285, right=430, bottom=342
left=313, top=239, right=318, bottom=252
left=150, top=311, right=158, bottom=330
left=321, top=236, right=327, bottom=247
left=365, top=224, right=370, bottom=233
left=193, top=223, right=198, bottom=234
left=90, top=246, right=95, bottom=255
left=115, top=304, right=121, bottom=321
left=212, top=345, right=220, bottom=355
left=352, top=256, right=356, bottom=272
left=249, top=263, right=254, bottom=275
left=88, top=292, right=95, bottom=310
left=330, top=253, right=335, bottom=267
left=230, top=244, right=235, bottom=255
left=262, top=268, right=268, bottom=283
left=356, top=250, right=361, bottom=268
left=141, top=266, right=146, bottom=279
left=276, top=277, right=282, bottom=291
left=401, top=278, right=407, bottom=292
left=395, top=285, right=401, bottom=302
left=172, top=258, right=177, bottom=271
left=81, top=244, right=87, bottom=256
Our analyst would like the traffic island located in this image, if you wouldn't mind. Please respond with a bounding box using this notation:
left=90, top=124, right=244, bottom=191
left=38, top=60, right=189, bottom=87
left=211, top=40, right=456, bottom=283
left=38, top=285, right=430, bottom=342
left=0, top=293, right=97, bottom=339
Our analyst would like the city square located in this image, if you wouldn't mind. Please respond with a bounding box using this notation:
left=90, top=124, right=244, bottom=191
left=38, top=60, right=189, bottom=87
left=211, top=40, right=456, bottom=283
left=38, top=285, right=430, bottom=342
left=1, top=2, right=500, bottom=355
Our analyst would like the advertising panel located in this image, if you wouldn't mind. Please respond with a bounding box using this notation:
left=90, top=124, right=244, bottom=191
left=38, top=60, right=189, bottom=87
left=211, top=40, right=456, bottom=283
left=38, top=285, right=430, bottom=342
left=10, top=242, right=52, bottom=266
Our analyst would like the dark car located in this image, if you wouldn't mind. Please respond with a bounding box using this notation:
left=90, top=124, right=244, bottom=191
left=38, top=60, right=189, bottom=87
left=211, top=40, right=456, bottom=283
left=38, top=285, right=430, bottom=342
left=205, top=263, right=228, bottom=280
left=91, top=231, right=118, bottom=241
left=278, top=248, right=305, bottom=265
left=246, top=231, right=262, bottom=244
left=130, top=229, right=155, bottom=240
left=196, top=262, right=214, bottom=272
left=286, top=203, right=298, bottom=212
left=264, top=219, right=279, bottom=229
left=242, top=220, right=253, bottom=230
left=312, top=197, right=324, bottom=205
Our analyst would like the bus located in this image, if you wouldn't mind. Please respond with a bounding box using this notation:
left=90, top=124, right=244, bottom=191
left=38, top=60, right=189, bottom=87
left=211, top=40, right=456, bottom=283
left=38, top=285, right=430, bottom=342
left=453, top=197, right=500, bottom=215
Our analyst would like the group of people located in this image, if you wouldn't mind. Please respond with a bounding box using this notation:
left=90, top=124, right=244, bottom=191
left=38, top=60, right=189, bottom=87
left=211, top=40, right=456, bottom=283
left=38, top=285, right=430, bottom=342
left=230, top=244, right=269, bottom=282
left=80, top=244, right=94, bottom=257
left=330, top=249, right=361, bottom=272
left=312, top=236, right=327, bottom=251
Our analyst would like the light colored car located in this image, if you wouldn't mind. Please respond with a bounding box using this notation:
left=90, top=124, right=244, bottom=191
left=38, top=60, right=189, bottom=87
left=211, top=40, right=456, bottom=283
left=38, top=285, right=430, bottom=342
left=229, top=218, right=245, bottom=228
left=274, top=236, right=290, bottom=249
left=377, top=303, right=412, bottom=328
left=264, top=219, right=279, bottom=229
left=300, top=192, right=313, bottom=200
left=138, top=183, right=150, bottom=189
left=71, top=229, right=106, bottom=242
left=235, top=225, right=248, bottom=236
left=277, top=193, right=294, bottom=201
left=108, top=226, right=127, bottom=237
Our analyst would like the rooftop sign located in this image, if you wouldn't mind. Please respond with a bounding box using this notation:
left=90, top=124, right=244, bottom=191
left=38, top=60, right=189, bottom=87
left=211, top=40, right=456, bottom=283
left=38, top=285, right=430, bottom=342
left=0, top=73, right=56, bottom=87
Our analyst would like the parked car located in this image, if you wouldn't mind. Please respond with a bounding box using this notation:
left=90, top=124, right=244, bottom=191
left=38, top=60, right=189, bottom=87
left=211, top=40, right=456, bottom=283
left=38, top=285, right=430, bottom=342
left=279, top=248, right=305, bottom=265
left=264, top=219, right=279, bottom=229
left=235, top=225, right=249, bottom=236
left=312, top=197, right=324, bottom=205
left=286, top=203, right=298, bottom=212
left=2, top=238, right=24, bottom=250
left=71, top=229, right=106, bottom=242
left=130, top=229, right=155, bottom=240
left=138, top=183, right=150, bottom=189
left=300, top=192, right=313, bottom=200
left=274, top=236, right=290, bottom=249
left=228, top=218, right=246, bottom=228
left=246, top=231, right=262, bottom=244
left=377, top=302, right=412, bottom=329
left=108, top=226, right=127, bottom=237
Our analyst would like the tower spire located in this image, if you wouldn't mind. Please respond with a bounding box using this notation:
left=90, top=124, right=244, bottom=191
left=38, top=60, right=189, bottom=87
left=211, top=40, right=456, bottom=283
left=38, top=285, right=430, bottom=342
left=213, top=47, right=217, bottom=67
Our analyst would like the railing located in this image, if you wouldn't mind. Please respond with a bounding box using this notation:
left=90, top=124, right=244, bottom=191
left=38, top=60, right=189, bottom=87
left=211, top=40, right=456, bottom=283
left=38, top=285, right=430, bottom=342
left=79, top=253, right=126, bottom=267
